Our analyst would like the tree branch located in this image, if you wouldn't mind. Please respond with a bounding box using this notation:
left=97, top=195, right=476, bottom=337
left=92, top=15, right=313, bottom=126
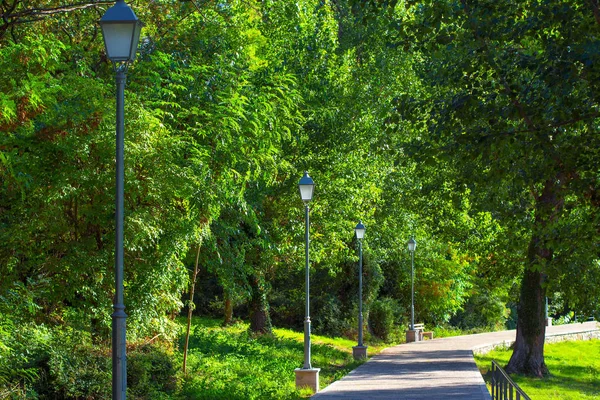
left=2, top=1, right=113, bottom=19
left=588, top=0, right=600, bottom=25
left=0, top=1, right=114, bottom=39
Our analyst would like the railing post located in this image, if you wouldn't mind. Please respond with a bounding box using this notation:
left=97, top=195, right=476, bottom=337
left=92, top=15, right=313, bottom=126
left=491, top=363, right=494, bottom=399
left=491, top=360, right=531, bottom=400
left=491, top=363, right=495, bottom=399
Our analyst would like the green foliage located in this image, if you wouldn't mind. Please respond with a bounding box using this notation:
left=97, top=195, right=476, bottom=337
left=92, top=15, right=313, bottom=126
left=128, top=343, right=180, bottom=398
left=432, top=324, right=492, bottom=339
left=430, top=325, right=465, bottom=339
left=0, top=315, right=41, bottom=398
left=47, top=330, right=111, bottom=399
left=45, top=337, right=180, bottom=400
left=311, top=292, right=355, bottom=338
left=3, top=0, right=600, bottom=389
left=368, top=297, right=398, bottom=342
left=397, top=0, right=600, bottom=319
left=180, top=325, right=300, bottom=399
left=391, top=0, right=600, bottom=373
left=0, top=312, right=180, bottom=399
left=178, top=317, right=373, bottom=399
left=451, top=290, right=510, bottom=331
left=1, top=0, right=502, bottom=354
left=0, top=25, right=197, bottom=342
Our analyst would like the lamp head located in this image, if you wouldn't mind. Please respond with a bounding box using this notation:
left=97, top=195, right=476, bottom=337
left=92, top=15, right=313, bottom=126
left=100, top=0, right=143, bottom=64
left=407, top=237, right=416, bottom=252
left=355, top=221, right=365, bottom=240
left=298, top=171, right=315, bottom=202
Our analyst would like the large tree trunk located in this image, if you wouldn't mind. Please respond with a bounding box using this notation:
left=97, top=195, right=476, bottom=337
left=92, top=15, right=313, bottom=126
left=248, top=274, right=272, bottom=335
left=505, top=266, right=548, bottom=376
left=506, top=178, right=565, bottom=376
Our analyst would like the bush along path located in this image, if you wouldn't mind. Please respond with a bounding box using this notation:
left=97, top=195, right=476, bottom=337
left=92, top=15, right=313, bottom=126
left=1, top=316, right=394, bottom=399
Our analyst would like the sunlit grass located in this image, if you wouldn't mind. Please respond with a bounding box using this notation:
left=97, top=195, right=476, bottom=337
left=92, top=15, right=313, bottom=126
left=176, top=317, right=391, bottom=399
left=475, top=339, right=600, bottom=400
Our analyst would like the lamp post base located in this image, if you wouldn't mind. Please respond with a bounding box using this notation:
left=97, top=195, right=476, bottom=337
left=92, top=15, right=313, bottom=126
left=406, top=329, right=421, bottom=343
left=352, top=345, right=368, bottom=360
left=295, top=368, right=320, bottom=393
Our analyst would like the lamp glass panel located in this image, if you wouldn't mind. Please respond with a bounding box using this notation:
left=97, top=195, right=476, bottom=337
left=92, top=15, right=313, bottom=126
left=102, top=23, right=136, bottom=61
left=355, top=227, right=365, bottom=240
left=299, top=184, right=314, bottom=201
left=407, top=239, right=416, bottom=252
left=130, top=21, right=142, bottom=60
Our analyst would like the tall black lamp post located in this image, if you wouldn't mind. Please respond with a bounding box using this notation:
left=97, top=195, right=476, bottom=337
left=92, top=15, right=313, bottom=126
left=295, top=172, right=320, bottom=393
left=352, top=221, right=367, bottom=359
left=406, top=237, right=417, bottom=342
left=99, top=1, right=143, bottom=399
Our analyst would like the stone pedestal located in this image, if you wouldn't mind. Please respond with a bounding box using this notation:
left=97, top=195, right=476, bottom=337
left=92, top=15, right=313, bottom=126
left=546, top=317, right=553, bottom=327
left=295, top=368, right=320, bottom=393
left=352, top=345, right=368, bottom=360
left=406, top=329, right=421, bottom=343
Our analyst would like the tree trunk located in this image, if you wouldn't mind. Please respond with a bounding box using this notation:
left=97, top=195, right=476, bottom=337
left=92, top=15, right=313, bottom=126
left=182, top=243, right=201, bottom=375
left=248, top=274, right=272, bottom=335
left=505, top=266, right=548, bottom=376
left=506, top=178, right=565, bottom=377
left=223, top=290, right=234, bottom=326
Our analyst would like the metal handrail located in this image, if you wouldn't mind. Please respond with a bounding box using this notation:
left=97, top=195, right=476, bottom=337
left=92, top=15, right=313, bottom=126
left=490, top=360, right=531, bottom=400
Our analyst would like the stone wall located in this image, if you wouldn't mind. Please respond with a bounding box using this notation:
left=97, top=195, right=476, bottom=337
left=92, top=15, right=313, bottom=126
left=472, top=329, right=600, bottom=355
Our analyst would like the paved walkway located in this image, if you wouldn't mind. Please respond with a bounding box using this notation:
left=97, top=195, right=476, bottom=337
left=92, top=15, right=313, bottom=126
left=312, top=321, right=599, bottom=400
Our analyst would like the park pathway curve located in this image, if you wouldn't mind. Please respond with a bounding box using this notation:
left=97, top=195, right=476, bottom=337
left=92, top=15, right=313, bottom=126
left=311, top=321, right=599, bottom=400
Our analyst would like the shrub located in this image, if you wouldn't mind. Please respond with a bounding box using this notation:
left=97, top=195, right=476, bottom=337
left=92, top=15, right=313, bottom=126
left=47, top=333, right=180, bottom=399
left=0, top=317, right=180, bottom=400
left=0, top=317, right=51, bottom=398
left=128, top=342, right=180, bottom=398
left=450, top=291, right=509, bottom=331
left=46, top=329, right=111, bottom=399
left=313, top=293, right=354, bottom=338
left=369, top=298, right=396, bottom=342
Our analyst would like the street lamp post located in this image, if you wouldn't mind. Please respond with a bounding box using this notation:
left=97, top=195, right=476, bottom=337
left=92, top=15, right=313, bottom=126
left=99, top=2, right=143, bottom=399
left=406, top=237, right=417, bottom=342
left=352, top=221, right=367, bottom=360
left=295, top=172, right=320, bottom=393
left=545, top=297, right=552, bottom=326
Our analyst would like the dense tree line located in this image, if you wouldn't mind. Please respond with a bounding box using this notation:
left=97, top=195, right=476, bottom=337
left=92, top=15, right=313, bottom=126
left=1, top=0, right=599, bottom=394
left=396, top=0, right=600, bottom=376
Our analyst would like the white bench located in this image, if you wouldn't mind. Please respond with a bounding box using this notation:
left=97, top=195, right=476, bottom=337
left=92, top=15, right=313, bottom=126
left=412, top=323, right=434, bottom=340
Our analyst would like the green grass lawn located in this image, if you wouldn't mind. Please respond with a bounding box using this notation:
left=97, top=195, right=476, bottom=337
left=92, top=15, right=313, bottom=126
left=474, top=339, right=600, bottom=400
left=176, top=317, right=390, bottom=399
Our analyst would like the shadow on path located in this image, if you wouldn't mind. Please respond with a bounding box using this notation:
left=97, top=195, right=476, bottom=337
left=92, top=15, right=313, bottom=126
left=313, top=322, right=599, bottom=400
